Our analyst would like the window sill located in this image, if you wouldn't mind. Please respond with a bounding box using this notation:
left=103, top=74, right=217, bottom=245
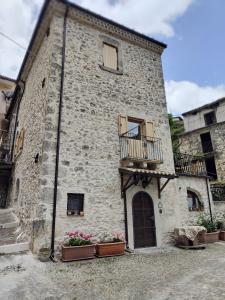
left=99, top=64, right=123, bottom=75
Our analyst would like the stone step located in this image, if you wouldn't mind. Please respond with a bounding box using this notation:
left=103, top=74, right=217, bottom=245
left=0, top=209, right=30, bottom=254
left=0, top=242, right=30, bottom=254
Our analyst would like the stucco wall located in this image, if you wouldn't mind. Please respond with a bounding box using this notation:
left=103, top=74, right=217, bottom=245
left=183, top=100, right=225, bottom=132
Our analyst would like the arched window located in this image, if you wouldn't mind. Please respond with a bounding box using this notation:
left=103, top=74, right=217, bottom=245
left=187, top=190, right=204, bottom=211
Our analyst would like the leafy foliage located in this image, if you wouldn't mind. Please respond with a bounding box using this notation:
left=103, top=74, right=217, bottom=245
left=99, top=232, right=124, bottom=243
left=197, top=214, right=219, bottom=233
left=168, top=114, right=184, bottom=153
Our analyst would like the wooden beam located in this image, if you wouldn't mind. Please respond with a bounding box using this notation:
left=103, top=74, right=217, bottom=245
left=157, top=177, right=160, bottom=199
left=157, top=178, right=171, bottom=199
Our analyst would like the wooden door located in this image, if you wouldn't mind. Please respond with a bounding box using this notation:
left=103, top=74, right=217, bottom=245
left=132, top=192, right=156, bottom=248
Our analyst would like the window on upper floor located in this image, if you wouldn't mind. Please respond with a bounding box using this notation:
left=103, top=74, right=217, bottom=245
left=187, top=190, right=204, bottom=212
left=204, top=111, right=216, bottom=126
left=118, top=115, right=154, bottom=140
left=67, top=193, right=84, bottom=216
left=103, top=43, right=118, bottom=70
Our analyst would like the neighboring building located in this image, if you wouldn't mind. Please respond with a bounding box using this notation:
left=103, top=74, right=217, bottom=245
left=0, top=75, right=15, bottom=208
left=179, top=98, right=225, bottom=181
left=179, top=98, right=225, bottom=212
left=0, top=0, right=214, bottom=255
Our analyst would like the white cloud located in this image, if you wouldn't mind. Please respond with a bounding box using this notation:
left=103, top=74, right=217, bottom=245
left=74, top=0, right=194, bottom=37
left=0, top=0, right=194, bottom=78
left=165, top=80, right=225, bottom=115
left=0, top=0, right=44, bottom=79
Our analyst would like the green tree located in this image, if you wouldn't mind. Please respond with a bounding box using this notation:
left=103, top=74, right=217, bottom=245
left=168, top=114, right=184, bottom=153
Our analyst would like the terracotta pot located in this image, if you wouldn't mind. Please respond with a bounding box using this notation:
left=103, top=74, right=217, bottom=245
left=96, top=242, right=125, bottom=257
left=205, top=231, right=220, bottom=243
left=219, top=231, right=225, bottom=241
left=61, top=244, right=96, bottom=262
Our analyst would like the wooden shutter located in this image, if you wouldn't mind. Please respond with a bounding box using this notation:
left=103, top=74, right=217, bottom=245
left=14, top=131, right=19, bottom=156
left=118, top=115, right=128, bottom=135
left=103, top=44, right=118, bottom=70
left=143, top=120, right=154, bottom=140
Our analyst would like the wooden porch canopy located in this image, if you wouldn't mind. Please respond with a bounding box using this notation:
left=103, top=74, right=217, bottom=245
left=119, top=167, right=177, bottom=199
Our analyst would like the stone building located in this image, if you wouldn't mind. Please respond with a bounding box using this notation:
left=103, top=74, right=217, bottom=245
left=0, top=75, right=15, bottom=208
left=179, top=98, right=225, bottom=214
left=179, top=97, right=225, bottom=181
left=0, top=0, right=214, bottom=255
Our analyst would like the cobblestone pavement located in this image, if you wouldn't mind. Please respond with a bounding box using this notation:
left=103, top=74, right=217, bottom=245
left=1, top=243, right=225, bottom=300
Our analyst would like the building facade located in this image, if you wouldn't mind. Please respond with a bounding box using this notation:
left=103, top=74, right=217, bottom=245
left=0, top=0, right=214, bottom=254
left=0, top=75, right=15, bottom=208
left=179, top=98, right=225, bottom=213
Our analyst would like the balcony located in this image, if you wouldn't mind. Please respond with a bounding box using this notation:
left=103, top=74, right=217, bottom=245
left=174, top=152, right=207, bottom=176
left=119, top=132, right=163, bottom=164
left=210, top=183, right=225, bottom=202
left=0, top=129, right=11, bottom=164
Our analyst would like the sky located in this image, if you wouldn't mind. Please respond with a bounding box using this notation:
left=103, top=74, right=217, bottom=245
left=0, top=0, right=225, bottom=115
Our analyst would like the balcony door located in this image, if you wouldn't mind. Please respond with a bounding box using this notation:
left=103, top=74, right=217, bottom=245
left=132, top=191, right=156, bottom=248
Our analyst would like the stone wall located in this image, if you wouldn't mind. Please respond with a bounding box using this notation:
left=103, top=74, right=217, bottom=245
left=8, top=7, right=208, bottom=252
left=50, top=15, right=175, bottom=246
left=176, top=175, right=213, bottom=226
left=179, top=122, right=225, bottom=181
left=8, top=23, right=54, bottom=244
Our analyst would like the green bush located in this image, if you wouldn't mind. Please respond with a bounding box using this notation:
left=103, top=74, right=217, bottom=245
left=197, top=214, right=219, bottom=233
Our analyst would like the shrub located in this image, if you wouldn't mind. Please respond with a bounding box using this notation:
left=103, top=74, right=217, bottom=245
left=197, top=214, right=218, bottom=233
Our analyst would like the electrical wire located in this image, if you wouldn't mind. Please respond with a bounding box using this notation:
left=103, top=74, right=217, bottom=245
left=0, top=31, right=26, bottom=50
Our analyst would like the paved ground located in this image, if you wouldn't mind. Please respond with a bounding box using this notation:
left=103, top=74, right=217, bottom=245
left=1, top=243, right=225, bottom=300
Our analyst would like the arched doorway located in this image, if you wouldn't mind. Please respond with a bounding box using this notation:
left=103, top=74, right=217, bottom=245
left=132, top=191, right=156, bottom=248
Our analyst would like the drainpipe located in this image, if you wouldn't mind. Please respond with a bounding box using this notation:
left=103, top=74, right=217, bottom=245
left=50, top=6, right=68, bottom=260
left=206, top=177, right=213, bottom=222
left=123, top=190, right=129, bottom=249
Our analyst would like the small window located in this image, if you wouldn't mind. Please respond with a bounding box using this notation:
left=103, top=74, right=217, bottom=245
left=187, top=190, right=204, bottom=212
left=103, top=43, right=118, bottom=70
left=204, top=111, right=216, bottom=126
left=128, top=120, right=142, bottom=140
left=67, top=193, right=84, bottom=216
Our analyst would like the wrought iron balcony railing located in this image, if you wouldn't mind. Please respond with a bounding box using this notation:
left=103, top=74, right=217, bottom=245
left=174, top=152, right=207, bottom=176
left=119, top=132, right=163, bottom=163
left=0, top=129, right=11, bottom=164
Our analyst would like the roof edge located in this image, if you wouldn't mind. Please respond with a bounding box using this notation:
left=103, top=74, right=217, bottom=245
left=182, top=97, right=225, bottom=116
left=63, top=0, right=167, bottom=49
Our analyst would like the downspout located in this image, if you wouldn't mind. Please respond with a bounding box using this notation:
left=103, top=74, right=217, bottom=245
left=50, top=6, right=68, bottom=259
left=206, top=177, right=213, bottom=222
left=123, top=190, right=129, bottom=249
left=121, top=175, right=129, bottom=249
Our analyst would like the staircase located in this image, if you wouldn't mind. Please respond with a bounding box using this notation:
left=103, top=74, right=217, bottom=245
left=0, top=209, right=30, bottom=254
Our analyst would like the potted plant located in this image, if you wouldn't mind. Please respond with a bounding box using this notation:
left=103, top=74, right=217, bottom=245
left=197, top=214, right=219, bottom=243
left=62, top=230, right=95, bottom=262
left=96, top=232, right=126, bottom=257
left=217, top=215, right=225, bottom=240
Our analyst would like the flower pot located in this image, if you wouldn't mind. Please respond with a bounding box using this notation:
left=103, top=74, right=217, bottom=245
left=96, top=242, right=125, bottom=257
left=219, top=231, right=225, bottom=241
left=61, top=244, right=96, bottom=262
left=205, top=231, right=220, bottom=243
